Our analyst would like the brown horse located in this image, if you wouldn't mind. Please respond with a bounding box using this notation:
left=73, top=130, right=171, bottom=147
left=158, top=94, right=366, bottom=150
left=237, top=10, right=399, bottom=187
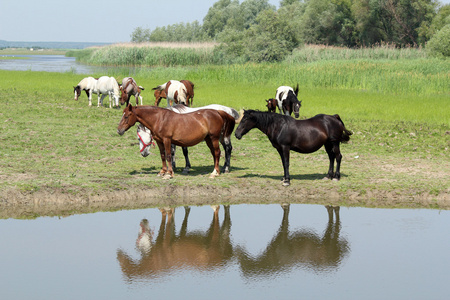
left=117, top=206, right=233, bottom=279
left=120, top=77, right=144, bottom=106
left=152, top=80, right=195, bottom=107
left=153, top=89, right=167, bottom=106
left=265, top=98, right=277, bottom=113
left=117, top=104, right=235, bottom=178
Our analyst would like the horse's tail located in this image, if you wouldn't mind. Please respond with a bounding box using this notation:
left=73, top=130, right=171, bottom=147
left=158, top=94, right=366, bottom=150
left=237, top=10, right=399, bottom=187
left=334, top=114, right=352, bottom=143
left=218, top=110, right=236, bottom=138
left=139, top=86, right=145, bottom=90
left=229, top=108, right=240, bottom=121
left=152, top=82, right=167, bottom=91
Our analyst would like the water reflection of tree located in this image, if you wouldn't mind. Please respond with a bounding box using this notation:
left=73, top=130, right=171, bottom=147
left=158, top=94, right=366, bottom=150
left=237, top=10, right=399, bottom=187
left=237, top=205, right=349, bottom=276
left=117, top=205, right=350, bottom=281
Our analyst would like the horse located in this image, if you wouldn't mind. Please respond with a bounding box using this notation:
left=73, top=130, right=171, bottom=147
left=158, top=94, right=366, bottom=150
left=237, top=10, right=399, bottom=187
left=152, top=80, right=194, bottom=107
left=73, top=77, right=98, bottom=106
left=95, top=76, right=121, bottom=108
left=120, top=77, right=144, bottom=106
left=117, top=206, right=233, bottom=279
left=137, top=104, right=239, bottom=174
left=153, top=88, right=167, bottom=106
left=118, top=104, right=236, bottom=178
left=234, top=110, right=352, bottom=186
left=237, top=204, right=349, bottom=277
left=275, top=84, right=302, bottom=118
left=265, top=98, right=277, bottom=113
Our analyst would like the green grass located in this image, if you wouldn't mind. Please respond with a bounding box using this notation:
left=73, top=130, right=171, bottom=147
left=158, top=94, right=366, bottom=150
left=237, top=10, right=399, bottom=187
left=0, top=63, right=448, bottom=205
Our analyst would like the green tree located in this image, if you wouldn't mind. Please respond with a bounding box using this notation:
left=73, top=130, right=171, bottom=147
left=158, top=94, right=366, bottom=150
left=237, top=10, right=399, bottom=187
left=203, top=0, right=240, bottom=38
left=299, top=0, right=356, bottom=46
left=130, top=27, right=151, bottom=43
left=426, top=23, right=450, bottom=57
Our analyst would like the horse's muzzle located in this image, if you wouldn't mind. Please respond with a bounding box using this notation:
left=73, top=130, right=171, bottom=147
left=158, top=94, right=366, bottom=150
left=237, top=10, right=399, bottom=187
left=235, top=132, right=242, bottom=140
left=117, top=129, right=125, bottom=136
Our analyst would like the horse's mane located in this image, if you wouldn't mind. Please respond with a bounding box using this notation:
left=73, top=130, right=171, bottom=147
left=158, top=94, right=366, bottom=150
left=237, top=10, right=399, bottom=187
left=245, top=110, right=291, bottom=128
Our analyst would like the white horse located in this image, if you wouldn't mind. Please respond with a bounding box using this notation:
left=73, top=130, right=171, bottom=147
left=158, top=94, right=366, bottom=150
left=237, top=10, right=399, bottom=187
left=73, top=77, right=98, bottom=106
left=275, top=84, right=299, bottom=116
left=95, top=76, right=121, bottom=108
left=137, top=104, right=239, bottom=173
left=153, top=80, right=189, bottom=106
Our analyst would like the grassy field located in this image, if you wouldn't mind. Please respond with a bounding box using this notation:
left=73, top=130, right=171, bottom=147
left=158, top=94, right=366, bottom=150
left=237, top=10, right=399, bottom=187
left=0, top=60, right=449, bottom=211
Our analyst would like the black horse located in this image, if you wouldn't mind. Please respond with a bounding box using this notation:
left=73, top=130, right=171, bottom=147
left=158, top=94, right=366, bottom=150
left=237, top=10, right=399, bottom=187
left=235, top=110, right=352, bottom=186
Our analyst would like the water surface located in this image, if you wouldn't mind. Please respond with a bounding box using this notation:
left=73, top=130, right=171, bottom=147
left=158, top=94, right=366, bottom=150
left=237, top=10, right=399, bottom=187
left=0, top=55, right=101, bottom=74
left=1, top=204, right=449, bottom=300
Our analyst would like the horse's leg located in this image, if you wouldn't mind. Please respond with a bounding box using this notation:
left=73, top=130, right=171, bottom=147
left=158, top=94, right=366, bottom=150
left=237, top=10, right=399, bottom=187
left=170, top=144, right=177, bottom=170
left=181, top=146, right=191, bottom=174
left=220, top=135, right=232, bottom=173
left=88, top=90, right=93, bottom=106
left=108, top=92, right=113, bottom=109
left=333, top=142, right=343, bottom=180
left=157, top=142, right=168, bottom=177
left=324, top=142, right=336, bottom=180
left=276, top=146, right=290, bottom=186
left=205, top=137, right=221, bottom=178
left=164, top=139, right=174, bottom=179
left=98, top=94, right=104, bottom=107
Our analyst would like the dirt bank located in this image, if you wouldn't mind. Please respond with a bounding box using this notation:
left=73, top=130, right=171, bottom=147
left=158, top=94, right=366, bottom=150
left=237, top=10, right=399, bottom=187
left=1, top=184, right=448, bottom=219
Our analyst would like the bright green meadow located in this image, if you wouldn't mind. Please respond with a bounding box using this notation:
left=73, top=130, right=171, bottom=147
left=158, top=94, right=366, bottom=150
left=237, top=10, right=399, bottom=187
left=0, top=57, right=449, bottom=207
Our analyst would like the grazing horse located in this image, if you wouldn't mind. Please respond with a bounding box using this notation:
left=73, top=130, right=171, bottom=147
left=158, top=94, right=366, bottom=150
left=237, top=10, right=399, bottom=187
left=73, top=77, right=98, bottom=106
left=96, top=76, right=121, bottom=108
left=153, top=88, right=167, bottom=106
left=275, top=84, right=302, bottom=118
left=137, top=104, right=239, bottom=174
left=152, top=80, right=194, bottom=106
left=120, top=77, right=144, bottom=106
left=118, top=104, right=236, bottom=178
left=265, top=98, right=277, bottom=113
left=235, top=110, right=352, bottom=186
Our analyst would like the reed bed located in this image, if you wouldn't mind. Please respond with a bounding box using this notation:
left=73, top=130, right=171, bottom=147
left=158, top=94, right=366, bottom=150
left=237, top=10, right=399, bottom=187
left=286, top=44, right=428, bottom=63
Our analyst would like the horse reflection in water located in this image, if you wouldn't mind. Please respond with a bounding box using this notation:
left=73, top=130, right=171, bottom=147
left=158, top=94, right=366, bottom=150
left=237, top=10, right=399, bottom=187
left=237, top=205, right=349, bottom=276
left=117, top=206, right=233, bottom=280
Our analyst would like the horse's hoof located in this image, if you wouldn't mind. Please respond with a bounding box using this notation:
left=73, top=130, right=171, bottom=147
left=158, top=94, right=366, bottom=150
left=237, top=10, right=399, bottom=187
left=332, top=178, right=340, bottom=181
left=157, top=172, right=165, bottom=177
left=322, top=176, right=331, bottom=180
left=209, top=169, right=220, bottom=178
left=182, top=168, right=190, bottom=174
left=282, top=180, right=290, bottom=186
left=163, top=174, right=173, bottom=180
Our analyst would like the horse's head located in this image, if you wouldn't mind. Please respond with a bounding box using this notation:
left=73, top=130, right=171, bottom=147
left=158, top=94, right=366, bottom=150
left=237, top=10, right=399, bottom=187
left=118, top=103, right=137, bottom=135
left=235, top=110, right=257, bottom=140
left=286, top=91, right=301, bottom=118
left=119, top=88, right=128, bottom=106
left=137, top=124, right=153, bottom=157
left=73, top=85, right=81, bottom=100
left=266, top=98, right=277, bottom=113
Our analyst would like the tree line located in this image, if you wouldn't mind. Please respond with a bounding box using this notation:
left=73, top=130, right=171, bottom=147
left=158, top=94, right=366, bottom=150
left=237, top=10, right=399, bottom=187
left=131, top=0, right=450, bottom=61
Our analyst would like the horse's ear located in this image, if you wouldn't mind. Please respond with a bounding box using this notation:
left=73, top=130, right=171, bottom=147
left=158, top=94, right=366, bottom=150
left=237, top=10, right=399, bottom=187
left=266, top=99, right=269, bottom=103
left=294, top=84, right=299, bottom=95
left=127, top=103, right=133, bottom=110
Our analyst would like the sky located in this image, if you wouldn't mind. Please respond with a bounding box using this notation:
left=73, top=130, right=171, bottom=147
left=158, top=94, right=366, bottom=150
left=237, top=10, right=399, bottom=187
left=1, top=0, right=448, bottom=43
left=0, top=0, right=279, bottom=43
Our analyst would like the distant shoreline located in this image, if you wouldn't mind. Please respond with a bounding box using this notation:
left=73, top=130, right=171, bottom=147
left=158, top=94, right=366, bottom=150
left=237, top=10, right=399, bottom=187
left=0, top=40, right=111, bottom=50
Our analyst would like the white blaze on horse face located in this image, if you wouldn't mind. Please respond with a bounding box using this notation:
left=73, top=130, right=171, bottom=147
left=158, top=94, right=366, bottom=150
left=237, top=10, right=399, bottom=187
left=137, top=125, right=152, bottom=157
